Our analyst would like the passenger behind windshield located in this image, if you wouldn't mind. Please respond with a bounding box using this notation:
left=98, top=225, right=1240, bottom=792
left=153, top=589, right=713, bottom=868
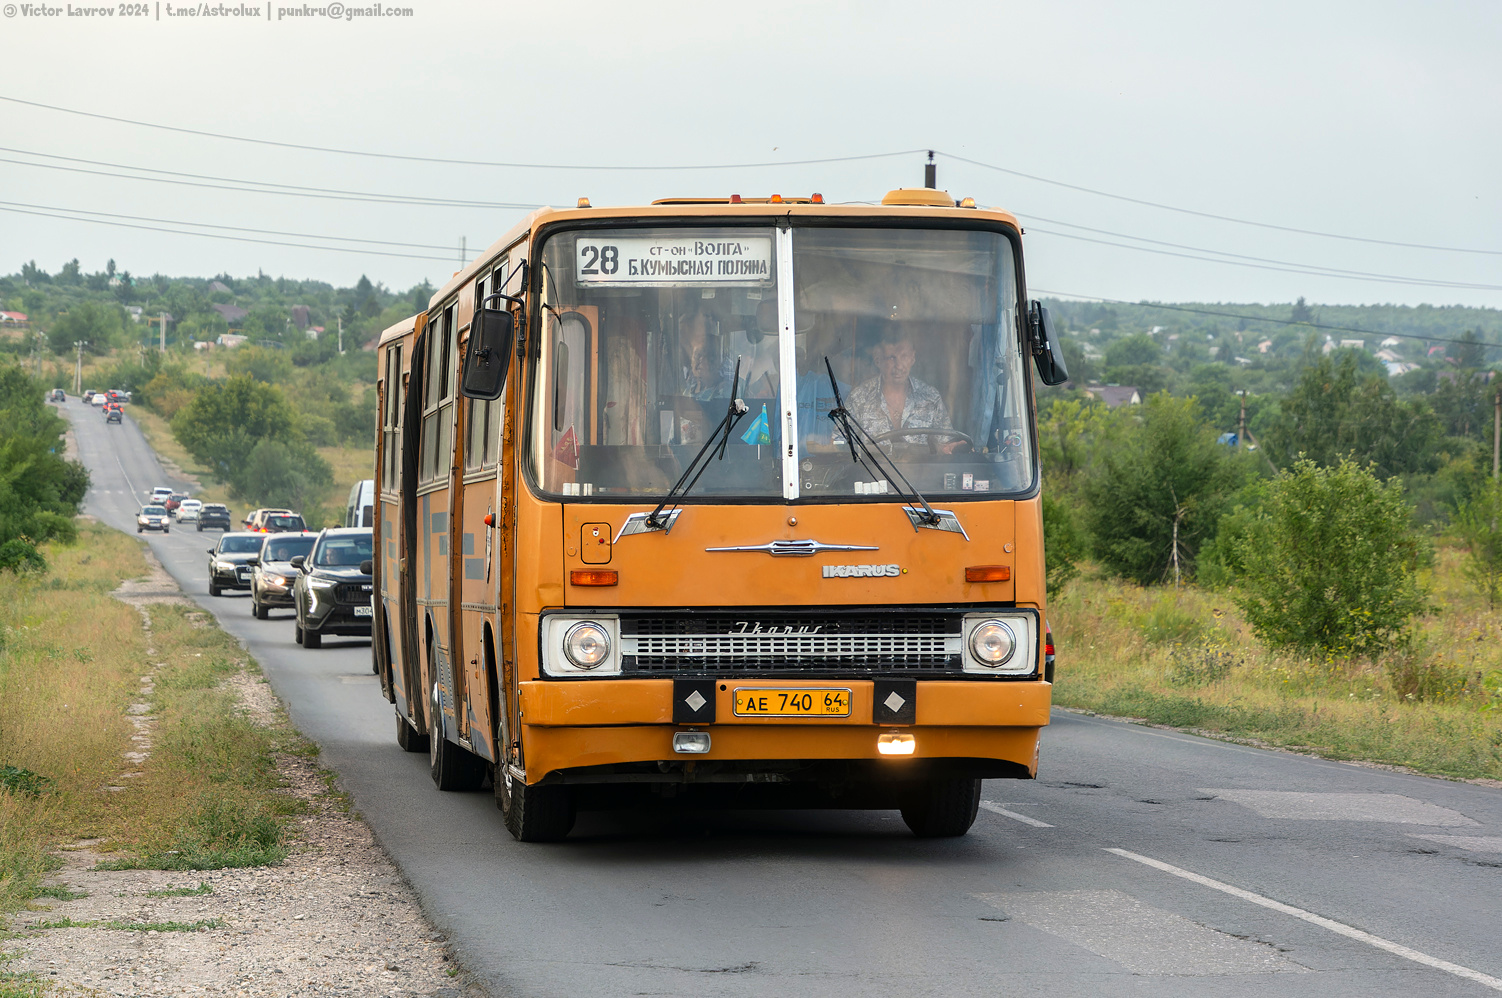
left=263, top=535, right=315, bottom=563
left=314, top=534, right=374, bottom=568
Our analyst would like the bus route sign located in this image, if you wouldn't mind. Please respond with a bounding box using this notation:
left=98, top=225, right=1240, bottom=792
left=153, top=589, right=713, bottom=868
left=575, top=235, right=774, bottom=286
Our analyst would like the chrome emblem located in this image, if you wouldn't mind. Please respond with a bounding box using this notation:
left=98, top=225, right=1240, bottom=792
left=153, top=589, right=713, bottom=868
left=822, top=564, right=901, bottom=578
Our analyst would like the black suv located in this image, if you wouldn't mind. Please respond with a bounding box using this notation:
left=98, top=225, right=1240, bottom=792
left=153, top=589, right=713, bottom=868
left=197, top=504, right=232, bottom=531
left=207, top=532, right=264, bottom=597
left=292, top=528, right=374, bottom=648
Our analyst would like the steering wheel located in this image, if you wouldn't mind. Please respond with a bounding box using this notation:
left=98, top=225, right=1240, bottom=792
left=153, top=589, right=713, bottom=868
left=867, top=428, right=975, bottom=452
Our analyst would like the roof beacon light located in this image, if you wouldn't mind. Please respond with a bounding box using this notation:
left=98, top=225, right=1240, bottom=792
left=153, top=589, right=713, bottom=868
left=811, top=193, right=824, bottom=204
left=576, top=197, right=591, bottom=208
left=769, top=193, right=784, bottom=204
left=729, top=194, right=743, bottom=204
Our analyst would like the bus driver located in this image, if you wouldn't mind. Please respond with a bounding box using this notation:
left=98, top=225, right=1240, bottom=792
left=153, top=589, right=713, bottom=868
left=844, top=330, right=962, bottom=453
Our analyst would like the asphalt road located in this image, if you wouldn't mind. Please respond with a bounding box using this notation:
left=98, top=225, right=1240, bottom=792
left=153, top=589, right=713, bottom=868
left=63, top=399, right=1502, bottom=998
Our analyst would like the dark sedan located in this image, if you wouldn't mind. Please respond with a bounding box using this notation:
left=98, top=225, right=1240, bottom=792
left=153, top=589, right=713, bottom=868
left=207, top=532, right=264, bottom=597
left=293, top=528, right=374, bottom=648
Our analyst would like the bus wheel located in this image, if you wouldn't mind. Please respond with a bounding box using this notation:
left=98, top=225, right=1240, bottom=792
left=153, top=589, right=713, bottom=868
left=900, top=778, right=982, bottom=838
left=496, top=767, right=575, bottom=842
left=429, top=687, right=486, bottom=791
left=396, top=713, right=428, bottom=753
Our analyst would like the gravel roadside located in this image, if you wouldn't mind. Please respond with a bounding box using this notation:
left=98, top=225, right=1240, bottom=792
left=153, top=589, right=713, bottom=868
left=5, top=553, right=487, bottom=998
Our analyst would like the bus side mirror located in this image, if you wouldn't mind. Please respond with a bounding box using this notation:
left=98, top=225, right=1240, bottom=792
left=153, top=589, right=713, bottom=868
left=461, top=307, right=514, bottom=401
left=360, top=560, right=374, bottom=575
left=1029, top=301, right=1070, bottom=386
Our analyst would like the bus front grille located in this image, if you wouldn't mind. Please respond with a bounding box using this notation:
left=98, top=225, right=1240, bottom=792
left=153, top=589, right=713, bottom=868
left=621, top=614, right=962, bottom=674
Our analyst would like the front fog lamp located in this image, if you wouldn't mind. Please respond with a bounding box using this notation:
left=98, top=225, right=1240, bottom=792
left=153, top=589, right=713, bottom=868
left=563, top=622, right=611, bottom=670
left=672, top=731, right=711, bottom=754
left=969, top=620, right=1017, bottom=667
left=877, top=732, right=916, bottom=755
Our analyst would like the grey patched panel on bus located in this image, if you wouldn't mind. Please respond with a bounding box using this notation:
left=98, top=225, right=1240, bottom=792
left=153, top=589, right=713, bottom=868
left=464, top=559, right=484, bottom=580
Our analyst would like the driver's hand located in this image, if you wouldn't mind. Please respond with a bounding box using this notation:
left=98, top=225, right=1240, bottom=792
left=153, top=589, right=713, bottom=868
left=940, top=440, right=963, bottom=455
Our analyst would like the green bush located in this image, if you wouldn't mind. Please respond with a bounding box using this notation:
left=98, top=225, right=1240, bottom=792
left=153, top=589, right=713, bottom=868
left=1233, top=457, right=1426, bottom=656
left=1041, top=493, right=1085, bottom=597
left=1452, top=479, right=1502, bottom=609
left=1082, top=393, right=1252, bottom=585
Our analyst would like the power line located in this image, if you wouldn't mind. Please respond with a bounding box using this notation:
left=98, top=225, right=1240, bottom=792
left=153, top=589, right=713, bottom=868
left=0, top=150, right=537, bottom=209
left=1031, top=288, right=1498, bottom=350
left=0, top=94, right=922, bottom=171
left=0, top=204, right=459, bottom=262
left=1020, top=213, right=1502, bottom=289
left=1024, top=226, right=1502, bottom=293
left=943, top=150, right=1502, bottom=257
left=0, top=199, right=464, bottom=251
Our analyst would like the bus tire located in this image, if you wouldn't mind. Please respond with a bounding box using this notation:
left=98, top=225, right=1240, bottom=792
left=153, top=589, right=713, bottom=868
left=429, top=694, right=486, bottom=791
left=396, top=713, right=428, bottom=753
left=900, top=778, right=982, bottom=838
left=497, top=768, right=575, bottom=842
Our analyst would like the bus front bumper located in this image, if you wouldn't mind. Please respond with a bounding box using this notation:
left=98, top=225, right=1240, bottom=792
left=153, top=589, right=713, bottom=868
left=517, top=679, right=1052, bottom=783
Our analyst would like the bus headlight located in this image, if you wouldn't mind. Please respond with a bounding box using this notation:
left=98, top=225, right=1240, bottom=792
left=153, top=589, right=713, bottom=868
left=969, top=620, right=1016, bottom=666
left=544, top=616, right=621, bottom=676
left=962, top=613, right=1037, bottom=676
left=564, top=622, right=611, bottom=669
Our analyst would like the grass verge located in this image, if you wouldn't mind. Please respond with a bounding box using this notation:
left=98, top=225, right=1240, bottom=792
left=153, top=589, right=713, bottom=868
left=1050, top=545, right=1502, bottom=782
left=0, top=523, right=311, bottom=924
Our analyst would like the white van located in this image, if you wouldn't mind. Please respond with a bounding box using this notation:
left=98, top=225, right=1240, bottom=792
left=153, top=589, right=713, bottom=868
left=344, top=479, right=375, bottom=528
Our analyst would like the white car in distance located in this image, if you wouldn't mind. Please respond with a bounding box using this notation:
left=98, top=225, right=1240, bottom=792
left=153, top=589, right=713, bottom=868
left=176, top=499, right=204, bottom=523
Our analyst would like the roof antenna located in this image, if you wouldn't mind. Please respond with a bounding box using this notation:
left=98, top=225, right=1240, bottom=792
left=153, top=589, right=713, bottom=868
left=924, top=150, right=936, bottom=189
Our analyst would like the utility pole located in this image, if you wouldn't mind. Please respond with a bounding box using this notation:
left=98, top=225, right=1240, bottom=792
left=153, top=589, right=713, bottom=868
left=337, top=315, right=343, bottom=355
left=159, top=313, right=167, bottom=353
left=74, top=340, right=87, bottom=395
left=1238, top=390, right=1247, bottom=448
left=459, top=236, right=467, bottom=266
left=32, top=330, right=44, bottom=377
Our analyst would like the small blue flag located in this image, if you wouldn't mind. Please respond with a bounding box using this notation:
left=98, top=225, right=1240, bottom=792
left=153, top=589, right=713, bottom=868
left=741, top=403, right=772, bottom=445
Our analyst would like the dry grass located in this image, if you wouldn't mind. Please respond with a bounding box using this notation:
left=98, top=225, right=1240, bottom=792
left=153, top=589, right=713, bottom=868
left=1050, top=544, right=1502, bottom=781
left=0, top=524, right=307, bottom=921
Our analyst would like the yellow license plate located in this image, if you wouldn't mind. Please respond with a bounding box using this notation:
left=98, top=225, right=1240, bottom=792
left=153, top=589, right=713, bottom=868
left=733, top=688, right=852, bottom=717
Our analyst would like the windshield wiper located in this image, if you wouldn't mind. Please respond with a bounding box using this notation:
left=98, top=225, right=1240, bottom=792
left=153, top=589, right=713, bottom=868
left=644, top=358, right=749, bottom=530
left=823, top=356, right=941, bottom=528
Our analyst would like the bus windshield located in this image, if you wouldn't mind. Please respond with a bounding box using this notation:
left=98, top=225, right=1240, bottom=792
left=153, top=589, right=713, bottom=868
left=530, top=224, right=1032, bottom=500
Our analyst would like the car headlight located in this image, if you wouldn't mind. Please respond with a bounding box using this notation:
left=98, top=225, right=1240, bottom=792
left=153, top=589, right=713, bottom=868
left=544, top=616, right=621, bottom=676
left=564, top=622, right=611, bottom=669
left=265, top=574, right=289, bottom=587
left=962, top=614, right=1037, bottom=676
left=309, top=576, right=338, bottom=589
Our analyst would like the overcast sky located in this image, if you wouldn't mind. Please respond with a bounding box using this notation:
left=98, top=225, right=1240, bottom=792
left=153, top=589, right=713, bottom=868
left=2, top=0, right=1498, bottom=309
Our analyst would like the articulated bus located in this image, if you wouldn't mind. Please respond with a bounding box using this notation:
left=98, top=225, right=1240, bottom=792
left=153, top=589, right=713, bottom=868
left=372, top=179, right=1070, bottom=841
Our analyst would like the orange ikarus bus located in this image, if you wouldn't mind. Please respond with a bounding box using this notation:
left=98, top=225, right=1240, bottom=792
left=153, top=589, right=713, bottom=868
left=372, top=182, right=1070, bottom=841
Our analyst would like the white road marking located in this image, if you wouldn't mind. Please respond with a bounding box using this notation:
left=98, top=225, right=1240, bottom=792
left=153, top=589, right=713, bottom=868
left=975, top=888, right=1302, bottom=975
left=1407, top=834, right=1502, bottom=853
left=980, top=801, right=1053, bottom=827
left=1200, top=789, right=1477, bottom=826
left=1107, top=847, right=1502, bottom=992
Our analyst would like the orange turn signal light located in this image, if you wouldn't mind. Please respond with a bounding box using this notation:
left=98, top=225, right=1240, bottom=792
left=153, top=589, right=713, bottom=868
left=483, top=513, right=495, bottom=527
left=965, top=565, right=1011, bottom=583
left=570, top=569, right=618, bottom=587
left=729, top=194, right=743, bottom=204
left=811, top=192, right=824, bottom=204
